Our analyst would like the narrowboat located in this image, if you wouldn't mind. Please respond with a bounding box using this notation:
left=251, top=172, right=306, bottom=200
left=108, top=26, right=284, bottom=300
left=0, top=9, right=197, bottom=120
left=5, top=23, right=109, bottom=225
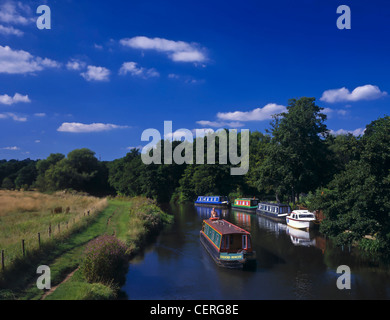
left=231, top=198, right=258, bottom=212
left=200, top=218, right=256, bottom=269
left=256, top=202, right=291, bottom=222
left=286, top=210, right=317, bottom=230
left=194, top=196, right=230, bottom=208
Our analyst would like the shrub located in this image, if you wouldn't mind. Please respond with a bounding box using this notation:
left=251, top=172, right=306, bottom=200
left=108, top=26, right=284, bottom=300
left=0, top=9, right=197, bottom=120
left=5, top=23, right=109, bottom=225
left=81, top=235, right=129, bottom=285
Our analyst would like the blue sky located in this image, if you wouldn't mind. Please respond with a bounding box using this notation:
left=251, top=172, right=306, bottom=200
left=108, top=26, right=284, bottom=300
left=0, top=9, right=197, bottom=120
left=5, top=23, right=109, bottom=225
left=0, top=0, right=389, bottom=160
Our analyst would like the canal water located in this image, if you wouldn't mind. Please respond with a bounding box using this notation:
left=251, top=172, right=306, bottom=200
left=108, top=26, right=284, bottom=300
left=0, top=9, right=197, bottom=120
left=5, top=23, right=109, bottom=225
left=121, top=203, right=390, bottom=300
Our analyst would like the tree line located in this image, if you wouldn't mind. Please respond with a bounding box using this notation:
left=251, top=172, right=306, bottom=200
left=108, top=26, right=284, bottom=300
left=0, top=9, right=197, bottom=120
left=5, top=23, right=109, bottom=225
left=1, top=97, right=389, bottom=253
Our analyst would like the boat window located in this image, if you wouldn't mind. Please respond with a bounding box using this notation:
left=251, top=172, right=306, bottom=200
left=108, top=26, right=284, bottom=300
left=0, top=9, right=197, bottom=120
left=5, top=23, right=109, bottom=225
left=242, top=235, right=247, bottom=249
left=299, top=214, right=314, bottom=219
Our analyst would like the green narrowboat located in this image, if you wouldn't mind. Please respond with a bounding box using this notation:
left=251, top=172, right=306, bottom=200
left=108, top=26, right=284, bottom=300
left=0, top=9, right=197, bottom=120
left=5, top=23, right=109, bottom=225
left=231, top=198, right=259, bottom=212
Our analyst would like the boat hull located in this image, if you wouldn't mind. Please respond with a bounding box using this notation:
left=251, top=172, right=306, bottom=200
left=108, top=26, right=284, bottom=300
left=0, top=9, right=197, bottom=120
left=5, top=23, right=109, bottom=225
left=256, top=209, right=287, bottom=222
left=231, top=205, right=257, bottom=212
left=286, top=217, right=314, bottom=230
left=200, top=232, right=256, bottom=269
left=195, top=202, right=230, bottom=208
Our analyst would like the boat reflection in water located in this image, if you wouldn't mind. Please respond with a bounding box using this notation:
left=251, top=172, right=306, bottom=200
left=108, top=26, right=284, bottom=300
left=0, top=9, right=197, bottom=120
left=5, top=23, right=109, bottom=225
left=286, top=226, right=316, bottom=247
left=195, top=205, right=229, bottom=220
left=257, top=215, right=287, bottom=236
left=257, top=215, right=317, bottom=248
left=231, top=209, right=252, bottom=231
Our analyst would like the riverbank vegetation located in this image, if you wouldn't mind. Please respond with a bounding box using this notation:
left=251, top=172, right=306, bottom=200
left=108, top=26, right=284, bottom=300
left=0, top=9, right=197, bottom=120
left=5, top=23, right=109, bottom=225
left=1, top=97, right=389, bottom=253
left=0, top=195, right=172, bottom=300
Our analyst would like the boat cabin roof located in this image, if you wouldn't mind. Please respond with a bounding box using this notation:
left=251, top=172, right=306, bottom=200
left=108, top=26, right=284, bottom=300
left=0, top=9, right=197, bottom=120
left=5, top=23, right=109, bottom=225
left=204, top=219, right=250, bottom=235
left=259, top=202, right=290, bottom=207
left=292, top=210, right=312, bottom=214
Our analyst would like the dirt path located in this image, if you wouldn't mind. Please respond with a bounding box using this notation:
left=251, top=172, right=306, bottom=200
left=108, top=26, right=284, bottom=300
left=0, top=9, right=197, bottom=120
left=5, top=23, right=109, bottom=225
left=41, top=209, right=119, bottom=300
left=40, top=267, right=79, bottom=300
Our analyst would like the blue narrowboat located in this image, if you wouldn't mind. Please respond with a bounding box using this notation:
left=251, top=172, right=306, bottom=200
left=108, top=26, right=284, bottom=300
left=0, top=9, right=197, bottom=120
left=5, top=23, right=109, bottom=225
left=200, top=218, right=256, bottom=269
left=256, top=202, right=291, bottom=222
left=194, top=196, right=230, bottom=208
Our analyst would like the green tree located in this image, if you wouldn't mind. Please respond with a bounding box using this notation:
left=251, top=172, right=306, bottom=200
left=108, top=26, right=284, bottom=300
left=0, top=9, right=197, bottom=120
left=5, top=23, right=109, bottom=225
left=258, top=97, right=329, bottom=203
left=311, top=116, right=390, bottom=252
left=1, top=177, right=14, bottom=189
left=14, top=162, right=37, bottom=189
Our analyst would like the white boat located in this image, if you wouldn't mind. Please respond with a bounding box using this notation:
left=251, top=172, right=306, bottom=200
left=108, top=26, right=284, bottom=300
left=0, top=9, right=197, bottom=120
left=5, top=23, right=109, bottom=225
left=286, top=210, right=316, bottom=230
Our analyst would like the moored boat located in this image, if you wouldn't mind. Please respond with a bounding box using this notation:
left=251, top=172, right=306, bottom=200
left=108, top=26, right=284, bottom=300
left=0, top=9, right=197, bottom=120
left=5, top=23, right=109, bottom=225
left=286, top=210, right=316, bottom=230
left=231, top=198, right=258, bottom=212
left=256, top=202, right=291, bottom=222
left=200, top=218, right=256, bottom=269
left=195, top=196, right=230, bottom=207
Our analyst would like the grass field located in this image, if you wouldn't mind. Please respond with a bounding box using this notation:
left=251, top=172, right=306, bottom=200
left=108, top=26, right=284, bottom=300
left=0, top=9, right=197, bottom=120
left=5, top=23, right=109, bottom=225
left=0, top=190, right=107, bottom=271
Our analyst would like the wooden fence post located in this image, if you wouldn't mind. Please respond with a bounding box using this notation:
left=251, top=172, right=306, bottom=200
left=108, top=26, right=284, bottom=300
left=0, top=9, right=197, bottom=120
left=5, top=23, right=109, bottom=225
left=58, top=223, right=60, bottom=234
left=1, top=250, right=4, bottom=271
left=49, top=224, right=52, bottom=238
left=38, top=233, right=41, bottom=249
left=22, top=239, right=25, bottom=257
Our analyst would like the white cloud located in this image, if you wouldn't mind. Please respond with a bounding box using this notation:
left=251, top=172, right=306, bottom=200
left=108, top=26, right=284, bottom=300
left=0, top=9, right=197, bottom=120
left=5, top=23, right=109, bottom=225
left=168, top=73, right=203, bottom=84
left=217, top=103, right=286, bottom=122
left=320, top=85, right=387, bottom=103
left=164, top=129, right=194, bottom=142
left=119, top=62, right=159, bottom=79
left=0, top=1, right=34, bottom=25
left=0, top=24, right=23, bottom=36
left=0, top=92, right=30, bottom=105
left=1, top=146, right=20, bottom=150
left=126, top=145, right=143, bottom=150
left=66, top=59, right=86, bottom=71
left=120, top=36, right=207, bottom=63
left=57, top=122, right=129, bottom=133
left=322, top=108, right=349, bottom=117
left=0, top=45, right=59, bottom=74
left=81, top=65, right=110, bottom=81
left=196, top=120, right=244, bottom=128
left=34, top=113, right=46, bottom=117
left=329, top=128, right=366, bottom=137
left=0, top=112, right=27, bottom=121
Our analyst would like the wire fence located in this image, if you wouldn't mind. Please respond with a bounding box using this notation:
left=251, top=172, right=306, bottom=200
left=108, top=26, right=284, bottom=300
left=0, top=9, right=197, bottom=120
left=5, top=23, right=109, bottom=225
left=0, top=203, right=105, bottom=274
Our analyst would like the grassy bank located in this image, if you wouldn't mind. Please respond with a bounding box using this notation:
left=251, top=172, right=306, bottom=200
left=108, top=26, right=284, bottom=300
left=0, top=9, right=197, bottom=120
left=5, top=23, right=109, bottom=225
left=44, top=197, right=172, bottom=300
left=0, top=193, right=172, bottom=300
